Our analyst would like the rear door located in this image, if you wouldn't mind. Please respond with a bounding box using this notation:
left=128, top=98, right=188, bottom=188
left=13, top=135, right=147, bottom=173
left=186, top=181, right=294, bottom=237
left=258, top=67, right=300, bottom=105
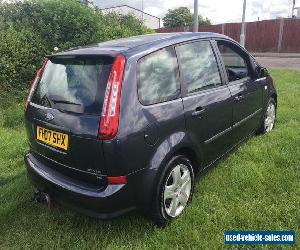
left=135, top=45, right=185, bottom=159
left=215, top=40, right=263, bottom=143
left=176, top=40, right=233, bottom=165
left=25, top=56, right=114, bottom=181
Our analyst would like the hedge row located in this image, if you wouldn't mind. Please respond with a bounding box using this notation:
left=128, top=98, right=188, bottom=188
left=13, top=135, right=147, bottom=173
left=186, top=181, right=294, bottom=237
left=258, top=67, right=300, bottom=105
left=0, top=0, right=152, bottom=90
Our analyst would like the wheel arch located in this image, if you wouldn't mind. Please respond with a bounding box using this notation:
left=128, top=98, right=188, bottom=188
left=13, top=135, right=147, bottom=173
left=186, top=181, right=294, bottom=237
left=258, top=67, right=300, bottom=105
left=137, top=133, right=203, bottom=212
left=270, top=92, right=277, bottom=107
left=148, top=132, right=203, bottom=177
left=173, top=147, right=202, bottom=176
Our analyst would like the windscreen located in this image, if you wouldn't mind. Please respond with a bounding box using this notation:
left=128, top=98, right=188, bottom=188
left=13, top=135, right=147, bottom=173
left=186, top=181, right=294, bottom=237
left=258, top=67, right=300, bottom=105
left=32, top=56, right=113, bottom=115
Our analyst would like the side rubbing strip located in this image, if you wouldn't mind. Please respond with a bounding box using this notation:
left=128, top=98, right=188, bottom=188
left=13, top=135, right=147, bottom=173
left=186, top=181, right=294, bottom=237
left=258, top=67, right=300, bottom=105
left=233, top=108, right=262, bottom=129
left=204, top=108, right=262, bottom=145
left=205, top=127, right=232, bottom=144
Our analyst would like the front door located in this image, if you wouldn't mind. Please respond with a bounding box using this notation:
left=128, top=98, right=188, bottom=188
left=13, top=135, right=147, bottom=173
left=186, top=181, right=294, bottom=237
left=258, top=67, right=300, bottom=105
left=215, top=40, right=263, bottom=143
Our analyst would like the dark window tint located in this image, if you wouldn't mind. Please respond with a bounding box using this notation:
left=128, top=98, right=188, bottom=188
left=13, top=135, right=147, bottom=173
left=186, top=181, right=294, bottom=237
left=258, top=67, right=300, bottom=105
left=138, top=47, right=179, bottom=105
left=32, top=56, right=113, bottom=114
left=217, top=42, right=249, bottom=82
left=176, top=40, right=221, bottom=94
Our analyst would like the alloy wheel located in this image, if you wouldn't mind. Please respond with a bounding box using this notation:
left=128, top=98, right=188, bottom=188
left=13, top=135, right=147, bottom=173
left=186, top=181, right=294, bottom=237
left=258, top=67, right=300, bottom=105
left=264, top=102, right=276, bottom=133
left=163, top=164, right=192, bottom=217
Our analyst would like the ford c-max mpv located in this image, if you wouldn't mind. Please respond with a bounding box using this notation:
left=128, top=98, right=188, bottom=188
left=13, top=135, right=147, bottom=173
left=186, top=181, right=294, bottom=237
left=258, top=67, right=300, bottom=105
left=24, top=33, right=277, bottom=226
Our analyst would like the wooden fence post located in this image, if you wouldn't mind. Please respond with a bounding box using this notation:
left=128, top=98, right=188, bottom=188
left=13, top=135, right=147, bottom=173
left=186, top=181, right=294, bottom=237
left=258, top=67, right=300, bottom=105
left=222, top=23, right=225, bottom=34
left=277, top=18, right=284, bottom=53
left=244, top=22, right=247, bottom=47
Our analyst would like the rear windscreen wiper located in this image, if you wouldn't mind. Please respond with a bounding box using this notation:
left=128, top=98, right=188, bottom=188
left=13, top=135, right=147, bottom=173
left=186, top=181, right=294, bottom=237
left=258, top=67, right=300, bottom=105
left=51, top=99, right=81, bottom=106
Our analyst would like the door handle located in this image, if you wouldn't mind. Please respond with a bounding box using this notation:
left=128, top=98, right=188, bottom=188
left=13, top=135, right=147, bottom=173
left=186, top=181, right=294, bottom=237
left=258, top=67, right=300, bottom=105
left=234, top=94, right=244, bottom=102
left=192, top=106, right=205, bottom=117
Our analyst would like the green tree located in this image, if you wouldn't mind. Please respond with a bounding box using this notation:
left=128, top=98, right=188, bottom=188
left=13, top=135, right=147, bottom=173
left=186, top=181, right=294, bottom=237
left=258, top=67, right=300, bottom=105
left=0, top=24, right=45, bottom=90
left=198, top=16, right=211, bottom=26
left=0, top=0, right=152, bottom=89
left=163, top=7, right=193, bottom=28
left=163, top=7, right=211, bottom=28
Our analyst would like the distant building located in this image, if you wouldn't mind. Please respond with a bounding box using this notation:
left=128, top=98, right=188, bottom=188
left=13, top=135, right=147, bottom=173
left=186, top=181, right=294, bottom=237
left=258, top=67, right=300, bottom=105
left=100, top=5, right=161, bottom=29
left=80, top=0, right=94, bottom=8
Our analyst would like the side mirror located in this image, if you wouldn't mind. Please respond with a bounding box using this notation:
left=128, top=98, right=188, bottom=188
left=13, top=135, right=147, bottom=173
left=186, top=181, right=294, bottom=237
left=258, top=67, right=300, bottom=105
left=256, top=66, right=269, bottom=78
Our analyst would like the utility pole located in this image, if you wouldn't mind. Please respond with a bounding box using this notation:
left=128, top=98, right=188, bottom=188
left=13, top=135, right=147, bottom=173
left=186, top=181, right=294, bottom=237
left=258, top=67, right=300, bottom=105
left=193, top=0, right=198, bottom=32
left=240, top=0, right=247, bottom=47
left=141, top=0, right=144, bottom=21
left=292, top=0, right=296, bottom=17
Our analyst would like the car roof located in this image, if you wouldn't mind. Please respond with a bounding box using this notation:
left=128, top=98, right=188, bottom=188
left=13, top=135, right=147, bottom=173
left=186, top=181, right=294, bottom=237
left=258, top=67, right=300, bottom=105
left=50, top=32, right=232, bottom=58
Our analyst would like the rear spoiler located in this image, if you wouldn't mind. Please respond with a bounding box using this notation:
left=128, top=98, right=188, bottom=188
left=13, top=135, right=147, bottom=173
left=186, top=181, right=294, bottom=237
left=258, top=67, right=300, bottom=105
left=46, top=48, right=125, bottom=59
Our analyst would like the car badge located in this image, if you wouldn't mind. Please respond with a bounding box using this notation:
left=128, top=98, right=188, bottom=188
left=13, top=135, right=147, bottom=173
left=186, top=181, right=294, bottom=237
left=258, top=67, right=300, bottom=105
left=45, top=113, right=54, bottom=121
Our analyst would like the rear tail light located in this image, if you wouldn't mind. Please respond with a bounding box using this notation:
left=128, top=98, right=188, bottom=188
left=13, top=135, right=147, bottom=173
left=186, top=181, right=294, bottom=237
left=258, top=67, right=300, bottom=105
left=99, top=54, right=126, bottom=140
left=25, top=58, right=48, bottom=109
left=107, top=176, right=127, bottom=185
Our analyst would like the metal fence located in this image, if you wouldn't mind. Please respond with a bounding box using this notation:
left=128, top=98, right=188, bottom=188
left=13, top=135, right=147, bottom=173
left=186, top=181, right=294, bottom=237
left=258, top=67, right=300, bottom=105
left=156, top=18, right=300, bottom=53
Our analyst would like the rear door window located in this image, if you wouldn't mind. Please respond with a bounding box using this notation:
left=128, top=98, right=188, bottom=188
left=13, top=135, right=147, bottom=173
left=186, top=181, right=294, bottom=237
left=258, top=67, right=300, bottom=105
left=176, top=40, right=222, bottom=94
left=137, top=47, right=180, bottom=105
left=32, top=56, right=113, bottom=114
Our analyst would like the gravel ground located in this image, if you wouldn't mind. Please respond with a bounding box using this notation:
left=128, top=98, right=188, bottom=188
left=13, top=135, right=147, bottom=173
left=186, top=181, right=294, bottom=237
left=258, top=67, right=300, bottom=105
left=255, top=56, right=300, bottom=70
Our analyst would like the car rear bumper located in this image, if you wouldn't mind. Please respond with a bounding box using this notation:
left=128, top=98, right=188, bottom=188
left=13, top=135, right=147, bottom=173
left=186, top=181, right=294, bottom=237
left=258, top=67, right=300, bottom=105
left=24, top=152, right=137, bottom=219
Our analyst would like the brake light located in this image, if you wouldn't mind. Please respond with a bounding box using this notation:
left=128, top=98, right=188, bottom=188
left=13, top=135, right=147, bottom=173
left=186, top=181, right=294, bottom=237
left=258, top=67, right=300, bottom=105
left=99, top=55, right=126, bottom=140
left=107, top=176, right=127, bottom=185
left=25, top=58, right=48, bottom=109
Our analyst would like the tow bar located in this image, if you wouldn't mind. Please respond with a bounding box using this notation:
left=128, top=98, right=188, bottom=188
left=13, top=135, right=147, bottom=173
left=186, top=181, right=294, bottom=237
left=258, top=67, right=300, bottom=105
left=34, top=190, right=53, bottom=209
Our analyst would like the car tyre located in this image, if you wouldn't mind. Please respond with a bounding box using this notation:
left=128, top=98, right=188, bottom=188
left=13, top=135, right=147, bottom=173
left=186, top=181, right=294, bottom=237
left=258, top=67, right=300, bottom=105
left=150, top=155, right=195, bottom=227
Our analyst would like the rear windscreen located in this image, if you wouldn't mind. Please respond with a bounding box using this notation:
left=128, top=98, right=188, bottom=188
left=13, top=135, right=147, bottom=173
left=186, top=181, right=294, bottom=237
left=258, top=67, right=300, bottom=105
left=32, top=56, right=113, bottom=115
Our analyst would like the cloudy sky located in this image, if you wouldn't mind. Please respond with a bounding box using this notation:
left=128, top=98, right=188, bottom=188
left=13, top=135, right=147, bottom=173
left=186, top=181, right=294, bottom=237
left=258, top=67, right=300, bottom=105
left=94, top=0, right=297, bottom=24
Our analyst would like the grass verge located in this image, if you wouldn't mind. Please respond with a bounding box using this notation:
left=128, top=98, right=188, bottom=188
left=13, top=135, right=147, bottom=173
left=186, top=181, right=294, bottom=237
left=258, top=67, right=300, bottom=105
left=0, top=70, right=299, bottom=249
